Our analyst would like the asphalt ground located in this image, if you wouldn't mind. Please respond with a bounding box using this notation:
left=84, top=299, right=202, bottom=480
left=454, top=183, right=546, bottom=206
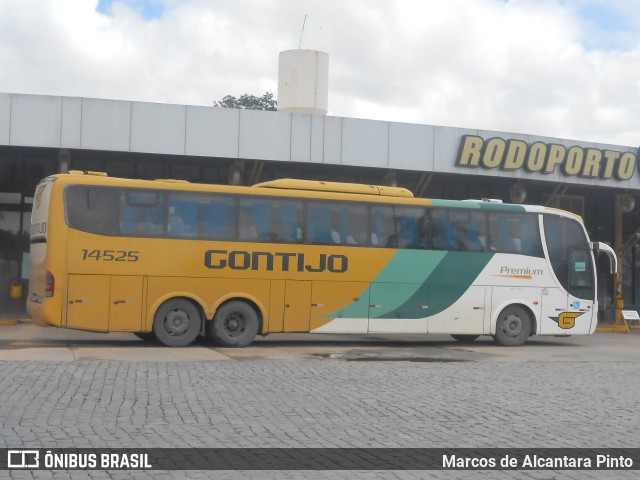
left=1, top=323, right=640, bottom=479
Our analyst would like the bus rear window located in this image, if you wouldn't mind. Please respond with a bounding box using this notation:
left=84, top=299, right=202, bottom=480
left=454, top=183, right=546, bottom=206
left=65, top=186, right=119, bottom=235
left=66, top=185, right=165, bottom=237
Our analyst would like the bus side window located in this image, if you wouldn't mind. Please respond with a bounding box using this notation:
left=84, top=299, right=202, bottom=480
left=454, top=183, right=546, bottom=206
left=121, top=191, right=164, bottom=237
left=307, top=206, right=334, bottom=244
left=370, top=206, right=395, bottom=247
left=489, top=215, right=508, bottom=252
left=431, top=209, right=459, bottom=250
left=253, top=203, right=272, bottom=241
left=489, top=214, right=543, bottom=256
left=337, top=204, right=367, bottom=245
left=454, top=211, right=486, bottom=252
left=418, top=211, right=431, bottom=248
left=307, top=202, right=367, bottom=245
left=239, top=197, right=302, bottom=244
left=238, top=199, right=255, bottom=241
left=520, top=216, right=543, bottom=256
left=204, top=197, right=236, bottom=240
left=278, top=203, right=302, bottom=243
left=390, top=207, right=426, bottom=249
left=168, top=195, right=198, bottom=238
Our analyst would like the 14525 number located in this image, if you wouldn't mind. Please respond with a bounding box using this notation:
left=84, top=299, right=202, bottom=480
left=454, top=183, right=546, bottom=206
left=81, top=249, right=139, bottom=262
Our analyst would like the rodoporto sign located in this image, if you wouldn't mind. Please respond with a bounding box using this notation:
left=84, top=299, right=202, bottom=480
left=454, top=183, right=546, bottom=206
left=456, top=135, right=638, bottom=181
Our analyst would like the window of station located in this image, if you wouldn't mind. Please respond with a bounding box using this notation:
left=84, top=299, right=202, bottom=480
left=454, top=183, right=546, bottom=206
left=70, top=159, right=102, bottom=174
left=0, top=155, right=23, bottom=193
left=169, top=163, right=201, bottom=182
left=138, top=162, right=168, bottom=180
left=306, top=201, right=368, bottom=246
left=26, top=157, right=56, bottom=194
left=239, top=197, right=302, bottom=243
left=106, top=159, right=136, bottom=179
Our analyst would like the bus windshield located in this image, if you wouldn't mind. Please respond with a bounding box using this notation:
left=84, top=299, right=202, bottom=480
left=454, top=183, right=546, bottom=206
left=543, top=215, right=594, bottom=301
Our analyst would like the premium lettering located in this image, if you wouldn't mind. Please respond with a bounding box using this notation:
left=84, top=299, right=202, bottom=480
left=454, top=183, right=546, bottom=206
left=500, top=266, right=543, bottom=276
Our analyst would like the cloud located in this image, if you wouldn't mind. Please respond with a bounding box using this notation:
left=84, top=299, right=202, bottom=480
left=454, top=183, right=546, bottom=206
left=0, top=0, right=638, bottom=146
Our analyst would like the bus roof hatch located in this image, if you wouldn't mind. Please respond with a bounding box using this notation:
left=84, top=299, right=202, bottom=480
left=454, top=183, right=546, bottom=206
left=252, top=179, right=414, bottom=198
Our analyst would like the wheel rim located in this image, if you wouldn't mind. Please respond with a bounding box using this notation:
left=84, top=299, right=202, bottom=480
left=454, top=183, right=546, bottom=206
left=164, top=308, right=190, bottom=336
left=500, top=313, right=523, bottom=338
left=223, top=312, right=246, bottom=338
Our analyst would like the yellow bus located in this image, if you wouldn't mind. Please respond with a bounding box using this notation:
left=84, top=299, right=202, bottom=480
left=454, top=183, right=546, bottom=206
left=27, top=171, right=616, bottom=347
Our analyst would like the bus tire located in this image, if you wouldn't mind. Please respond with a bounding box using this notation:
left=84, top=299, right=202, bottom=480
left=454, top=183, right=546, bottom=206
left=153, top=299, right=201, bottom=347
left=493, top=305, right=531, bottom=347
left=208, top=300, right=259, bottom=347
left=451, top=334, right=479, bottom=343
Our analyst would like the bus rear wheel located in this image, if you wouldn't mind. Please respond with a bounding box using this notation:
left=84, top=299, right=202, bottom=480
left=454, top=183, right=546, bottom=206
left=153, top=299, right=201, bottom=347
left=493, top=305, right=531, bottom=347
left=208, top=300, right=259, bottom=347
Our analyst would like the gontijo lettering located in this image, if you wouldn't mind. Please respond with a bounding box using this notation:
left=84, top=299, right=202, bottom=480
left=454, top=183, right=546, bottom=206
left=456, top=135, right=638, bottom=181
left=204, top=250, right=349, bottom=273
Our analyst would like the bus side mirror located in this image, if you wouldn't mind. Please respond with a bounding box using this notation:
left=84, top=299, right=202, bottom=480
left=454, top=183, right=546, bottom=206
left=592, top=242, right=617, bottom=275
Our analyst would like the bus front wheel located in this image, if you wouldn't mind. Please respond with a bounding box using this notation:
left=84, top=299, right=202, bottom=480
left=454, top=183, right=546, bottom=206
left=208, top=300, right=259, bottom=347
left=493, top=305, right=531, bottom=347
left=153, top=299, right=201, bottom=347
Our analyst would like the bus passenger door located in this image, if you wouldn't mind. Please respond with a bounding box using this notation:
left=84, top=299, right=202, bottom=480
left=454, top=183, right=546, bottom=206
left=542, top=264, right=596, bottom=335
left=66, top=274, right=110, bottom=332
left=283, top=280, right=311, bottom=332
left=564, top=248, right=596, bottom=335
left=564, top=295, right=594, bottom=335
left=109, top=276, right=143, bottom=332
left=540, top=288, right=568, bottom=335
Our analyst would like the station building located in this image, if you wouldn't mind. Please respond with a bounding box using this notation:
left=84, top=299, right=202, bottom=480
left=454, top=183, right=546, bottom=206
left=0, top=91, right=638, bottom=323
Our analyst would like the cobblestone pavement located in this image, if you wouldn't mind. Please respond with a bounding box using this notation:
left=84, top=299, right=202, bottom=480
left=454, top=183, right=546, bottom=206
left=0, top=357, right=639, bottom=480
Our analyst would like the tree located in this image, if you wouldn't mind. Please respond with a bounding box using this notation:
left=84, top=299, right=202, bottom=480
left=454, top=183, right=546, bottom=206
left=213, top=92, right=277, bottom=111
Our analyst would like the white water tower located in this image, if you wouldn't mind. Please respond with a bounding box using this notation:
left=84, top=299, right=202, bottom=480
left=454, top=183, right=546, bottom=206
left=278, top=49, right=329, bottom=115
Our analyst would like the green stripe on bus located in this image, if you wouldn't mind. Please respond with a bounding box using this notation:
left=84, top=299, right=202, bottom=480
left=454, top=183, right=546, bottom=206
left=430, top=199, right=527, bottom=212
left=324, top=250, right=445, bottom=319
left=372, top=251, right=493, bottom=319
left=326, top=250, right=493, bottom=320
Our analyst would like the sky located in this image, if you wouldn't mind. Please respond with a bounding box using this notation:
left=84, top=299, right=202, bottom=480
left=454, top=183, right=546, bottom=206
left=1, top=0, right=639, bottom=146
